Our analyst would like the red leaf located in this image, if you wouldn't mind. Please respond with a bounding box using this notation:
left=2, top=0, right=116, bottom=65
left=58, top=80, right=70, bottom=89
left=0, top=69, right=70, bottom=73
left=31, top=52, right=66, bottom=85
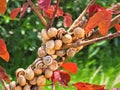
left=0, top=66, right=10, bottom=82
left=43, top=5, right=64, bottom=18
left=52, top=70, right=70, bottom=86
left=88, top=4, right=105, bottom=18
left=0, top=39, right=10, bottom=62
left=62, top=62, right=78, bottom=74
left=85, top=10, right=112, bottom=35
left=0, top=0, right=7, bottom=15
left=20, top=3, right=29, bottom=18
left=73, top=82, right=105, bottom=90
left=63, top=13, right=73, bottom=27
left=38, top=0, right=51, bottom=9
left=115, top=24, right=120, bottom=32
left=10, top=7, right=21, bottom=20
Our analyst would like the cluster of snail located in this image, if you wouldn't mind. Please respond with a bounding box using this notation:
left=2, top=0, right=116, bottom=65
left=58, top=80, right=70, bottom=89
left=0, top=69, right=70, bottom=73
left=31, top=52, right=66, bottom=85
left=3, top=27, right=86, bottom=90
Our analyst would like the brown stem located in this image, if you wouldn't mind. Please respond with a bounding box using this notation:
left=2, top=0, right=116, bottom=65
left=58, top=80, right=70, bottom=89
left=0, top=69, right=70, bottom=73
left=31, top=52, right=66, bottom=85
left=62, top=32, right=120, bottom=49
left=52, top=82, right=55, bottom=90
left=67, top=0, right=96, bottom=32
left=0, top=79, right=8, bottom=90
left=27, top=0, right=48, bottom=27
left=108, top=3, right=120, bottom=11
left=48, top=0, right=60, bottom=29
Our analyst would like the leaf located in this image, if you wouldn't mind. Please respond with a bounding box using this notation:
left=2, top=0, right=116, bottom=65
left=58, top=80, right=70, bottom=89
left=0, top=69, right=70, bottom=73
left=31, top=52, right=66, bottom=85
left=63, top=13, right=73, bottom=27
left=0, top=0, right=7, bottom=15
left=0, top=39, right=10, bottom=62
left=38, top=0, right=51, bottom=9
left=73, top=82, right=105, bottom=90
left=10, top=7, right=21, bottom=20
left=85, top=10, right=112, bottom=35
left=115, top=24, right=120, bottom=32
left=52, top=70, right=70, bottom=86
left=62, top=62, right=78, bottom=74
left=20, top=2, right=29, bottom=18
left=88, top=4, right=105, bottom=18
left=43, top=5, right=64, bottom=18
left=0, top=66, right=10, bottom=82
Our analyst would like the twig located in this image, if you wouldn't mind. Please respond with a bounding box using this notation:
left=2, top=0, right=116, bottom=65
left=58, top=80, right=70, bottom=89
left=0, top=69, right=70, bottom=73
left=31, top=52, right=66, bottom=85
left=52, top=82, right=55, bottom=90
left=48, top=0, right=60, bottom=29
left=0, top=79, right=8, bottom=90
left=62, top=32, right=120, bottom=49
left=67, top=0, right=96, bottom=32
left=108, top=3, right=120, bottom=11
left=27, top=0, right=48, bottom=27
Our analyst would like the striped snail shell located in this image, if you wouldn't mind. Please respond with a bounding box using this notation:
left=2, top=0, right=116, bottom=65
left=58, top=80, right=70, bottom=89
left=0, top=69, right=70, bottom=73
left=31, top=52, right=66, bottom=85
left=16, top=68, right=25, bottom=77
left=43, top=56, right=53, bottom=65
left=17, top=75, right=26, bottom=86
left=66, top=48, right=76, bottom=57
left=57, top=28, right=66, bottom=39
left=47, top=27, right=58, bottom=38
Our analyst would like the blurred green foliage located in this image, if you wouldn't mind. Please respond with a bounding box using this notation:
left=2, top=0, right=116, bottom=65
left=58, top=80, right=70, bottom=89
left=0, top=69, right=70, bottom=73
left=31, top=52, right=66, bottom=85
left=0, top=0, right=120, bottom=89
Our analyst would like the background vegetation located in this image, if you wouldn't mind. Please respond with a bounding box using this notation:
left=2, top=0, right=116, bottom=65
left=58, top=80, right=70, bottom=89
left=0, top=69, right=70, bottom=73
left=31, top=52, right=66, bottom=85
left=0, top=0, right=120, bottom=89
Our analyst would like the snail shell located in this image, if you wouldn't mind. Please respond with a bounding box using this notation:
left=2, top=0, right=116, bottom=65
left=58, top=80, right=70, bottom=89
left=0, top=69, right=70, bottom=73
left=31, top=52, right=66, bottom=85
left=37, top=47, right=47, bottom=58
left=25, top=68, right=35, bottom=80
left=45, top=48, right=55, bottom=55
left=44, top=68, right=53, bottom=78
left=15, top=85, right=22, bottom=90
left=29, top=77, right=37, bottom=85
left=37, top=75, right=46, bottom=86
left=34, top=58, right=43, bottom=69
left=57, top=28, right=66, bottom=39
left=34, top=68, right=42, bottom=75
left=23, top=84, right=31, bottom=90
left=51, top=54, right=58, bottom=59
left=43, top=56, right=53, bottom=65
left=76, top=45, right=84, bottom=52
left=10, top=81, right=16, bottom=90
left=49, top=61, right=58, bottom=71
left=54, top=40, right=63, bottom=50
left=41, top=29, right=50, bottom=41
left=73, top=27, right=85, bottom=38
left=46, top=40, right=55, bottom=49
left=47, top=27, right=58, bottom=38
left=56, top=50, right=65, bottom=57
left=66, top=48, right=76, bottom=57
left=17, top=75, right=26, bottom=86
left=16, top=68, right=25, bottom=77
left=62, top=34, right=72, bottom=44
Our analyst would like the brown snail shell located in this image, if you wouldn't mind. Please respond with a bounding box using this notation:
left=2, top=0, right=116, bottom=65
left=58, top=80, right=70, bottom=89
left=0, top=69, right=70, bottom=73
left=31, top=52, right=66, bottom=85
left=62, top=34, right=72, bottom=44
left=37, top=47, right=47, bottom=57
left=15, top=85, right=22, bottom=90
left=46, top=40, right=55, bottom=49
left=44, top=68, right=53, bottom=78
left=47, top=27, right=58, bottom=38
left=10, top=81, right=16, bottom=90
left=76, top=45, right=84, bottom=52
left=43, top=56, right=53, bottom=65
left=51, top=54, right=58, bottom=59
left=73, top=27, right=85, bottom=38
left=41, top=29, right=50, bottom=41
left=56, top=50, right=65, bottom=57
left=34, top=68, right=42, bottom=75
left=23, top=84, right=31, bottom=90
left=49, top=61, right=58, bottom=71
left=16, top=68, right=25, bottom=77
left=29, top=77, right=37, bottom=85
left=34, top=58, right=43, bottom=69
left=37, top=75, right=46, bottom=86
left=57, top=28, right=66, bottom=39
left=54, top=40, right=63, bottom=50
left=25, top=68, right=35, bottom=80
left=2, top=84, right=10, bottom=90
left=66, top=48, right=76, bottom=57
left=17, top=75, right=26, bottom=86
left=45, top=48, right=55, bottom=55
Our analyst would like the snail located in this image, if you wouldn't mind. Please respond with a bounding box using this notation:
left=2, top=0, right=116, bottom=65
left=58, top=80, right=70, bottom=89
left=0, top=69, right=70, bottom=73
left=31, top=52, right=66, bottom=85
left=9, top=81, right=16, bottom=90
left=57, top=28, right=66, bottom=39
left=56, top=50, right=65, bottom=57
left=62, top=34, right=72, bottom=44
left=66, top=48, right=77, bottom=57
left=44, top=68, right=53, bottom=78
left=25, top=68, right=35, bottom=80
left=43, top=56, right=53, bottom=65
left=15, top=85, right=22, bottom=90
left=47, top=27, right=58, bottom=38
left=41, top=29, right=50, bottom=41
left=16, top=68, right=25, bottom=77
left=54, top=40, right=63, bottom=50
left=51, top=54, right=58, bottom=59
left=45, top=48, right=55, bottom=55
left=37, top=47, right=47, bottom=58
left=17, top=75, right=26, bottom=86
left=37, top=75, right=46, bottom=86
left=29, top=77, right=37, bottom=85
left=48, top=61, right=58, bottom=71
left=34, top=58, right=43, bottom=69
left=73, top=27, right=85, bottom=38
left=23, top=84, right=31, bottom=90
left=34, top=68, right=42, bottom=75
left=46, top=40, right=55, bottom=49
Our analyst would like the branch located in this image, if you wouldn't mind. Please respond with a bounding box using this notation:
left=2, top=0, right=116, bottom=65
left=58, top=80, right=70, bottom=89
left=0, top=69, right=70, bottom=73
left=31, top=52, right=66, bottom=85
left=0, top=79, right=8, bottom=90
left=67, top=0, right=96, bottom=32
left=62, top=32, right=120, bottom=49
left=108, top=3, right=120, bottom=11
left=27, top=0, right=48, bottom=27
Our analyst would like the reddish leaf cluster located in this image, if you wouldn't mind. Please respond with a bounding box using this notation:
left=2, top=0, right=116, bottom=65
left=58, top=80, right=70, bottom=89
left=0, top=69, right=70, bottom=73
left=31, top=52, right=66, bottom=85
left=0, top=0, right=7, bottom=15
left=73, top=82, right=105, bottom=90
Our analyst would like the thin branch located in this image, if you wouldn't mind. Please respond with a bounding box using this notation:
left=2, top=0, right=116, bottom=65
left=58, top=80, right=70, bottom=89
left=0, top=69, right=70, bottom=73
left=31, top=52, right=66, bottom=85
left=48, top=0, right=60, bottom=28
left=52, top=82, right=55, bottom=90
left=27, top=0, right=48, bottom=27
left=108, top=3, right=120, bottom=11
left=0, top=79, right=8, bottom=90
left=62, top=32, right=120, bottom=49
left=67, top=0, right=96, bottom=32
